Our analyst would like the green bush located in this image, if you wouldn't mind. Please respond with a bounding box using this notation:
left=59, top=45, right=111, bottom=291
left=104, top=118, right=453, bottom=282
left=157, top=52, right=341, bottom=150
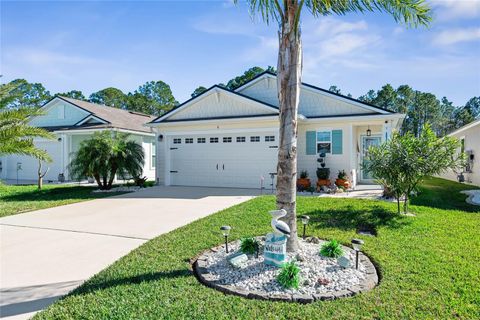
left=316, top=168, right=330, bottom=180
left=300, top=170, right=309, bottom=179
left=320, top=239, right=344, bottom=258
left=277, top=261, right=301, bottom=289
left=337, top=170, right=347, bottom=180
left=240, top=237, right=259, bottom=255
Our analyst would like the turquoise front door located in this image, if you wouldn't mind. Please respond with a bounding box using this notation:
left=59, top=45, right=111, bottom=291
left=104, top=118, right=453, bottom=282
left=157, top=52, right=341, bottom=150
left=361, top=135, right=382, bottom=181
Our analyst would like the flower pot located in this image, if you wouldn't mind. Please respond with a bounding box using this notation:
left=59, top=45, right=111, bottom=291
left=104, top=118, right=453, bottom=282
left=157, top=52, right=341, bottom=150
left=335, top=179, right=350, bottom=189
left=317, top=179, right=330, bottom=187
left=297, top=178, right=311, bottom=190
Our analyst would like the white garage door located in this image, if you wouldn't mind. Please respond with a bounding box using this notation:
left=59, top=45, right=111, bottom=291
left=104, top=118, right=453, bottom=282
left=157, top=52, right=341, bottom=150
left=169, top=131, right=278, bottom=188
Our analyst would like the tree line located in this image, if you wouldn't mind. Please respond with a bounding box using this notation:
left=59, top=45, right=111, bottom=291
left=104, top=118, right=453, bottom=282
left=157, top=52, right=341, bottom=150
left=1, top=66, right=478, bottom=135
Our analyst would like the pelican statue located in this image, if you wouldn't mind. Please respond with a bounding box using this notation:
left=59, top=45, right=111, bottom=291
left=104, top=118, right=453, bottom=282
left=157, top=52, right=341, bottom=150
left=269, top=209, right=291, bottom=237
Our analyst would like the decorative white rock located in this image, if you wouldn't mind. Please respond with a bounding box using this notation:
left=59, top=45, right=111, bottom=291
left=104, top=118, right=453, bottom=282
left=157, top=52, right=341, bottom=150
left=193, top=238, right=379, bottom=302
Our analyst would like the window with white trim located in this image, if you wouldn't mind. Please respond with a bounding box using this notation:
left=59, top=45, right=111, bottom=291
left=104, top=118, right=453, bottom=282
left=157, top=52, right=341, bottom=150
left=223, top=137, right=232, bottom=143
left=151, top=141, right=156, bottom=169
left=185, top=138, right=193, bottom=144
left=250, top=136, right=260, bottom=142
left=210, top=137, right=219, bottom=143
left=265, top=135, right=275, bottom=142
left=197, top=137, right=206, bottom=143
left=236, top=136, right=246, bottom=143
left=317, top=131, right=331, bottom=153
left=173, top=138, right=182, bottom=144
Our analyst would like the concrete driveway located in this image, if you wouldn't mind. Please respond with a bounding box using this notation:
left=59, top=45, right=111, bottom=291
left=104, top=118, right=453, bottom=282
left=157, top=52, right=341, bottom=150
left=0, top=186, right=260, bottom=319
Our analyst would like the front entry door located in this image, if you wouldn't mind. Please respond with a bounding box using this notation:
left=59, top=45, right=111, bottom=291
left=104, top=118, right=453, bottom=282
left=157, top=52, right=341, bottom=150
left=361, top=135, right=382, bottom=181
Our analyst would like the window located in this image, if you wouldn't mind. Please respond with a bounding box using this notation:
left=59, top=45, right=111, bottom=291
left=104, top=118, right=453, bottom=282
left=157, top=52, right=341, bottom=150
left=210, top=137, right=219, bottom=143
left=236, top=136, right=246, bottom=143
left=316, top=131, right=331, bottom=153
left=197, top=137, right=206, bottom=144
left=151, top=141, right=156, bottom=169
left=185, top=138, right=193, bottom=144
left=265, top=135, right=275, bottom=142
left=223, top=137, right=232, bottom=143
left=250, top=136, right=260, bottom=142
left=173, top=138, right=182, bottom=144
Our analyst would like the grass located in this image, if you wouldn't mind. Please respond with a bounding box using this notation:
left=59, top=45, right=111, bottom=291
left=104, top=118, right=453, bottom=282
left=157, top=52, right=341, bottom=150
left=36, top=178, right=479, bottom=319
left=0, top=183, right=125, bottom=218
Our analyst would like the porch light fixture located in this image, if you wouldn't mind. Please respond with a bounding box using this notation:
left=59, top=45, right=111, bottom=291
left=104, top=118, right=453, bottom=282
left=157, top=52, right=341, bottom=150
left=300, top=215, right=310, bottom=239
left=220, top=226, right=231, bottom=253
left=57, top=137, right=62, bottom=142
left=351, top=238, right=364, bottom=270
left=366, top=126, right=371, bottom=137
left=158, top=134, right=164, bottom=142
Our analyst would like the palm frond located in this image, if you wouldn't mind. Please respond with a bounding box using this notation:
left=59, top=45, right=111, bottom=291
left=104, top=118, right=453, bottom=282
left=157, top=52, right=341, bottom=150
left=306, top=0, right=431, bottom=27
left=0, top=108, right=54, bottom=161
left=235, top=0, right=283, bottom=24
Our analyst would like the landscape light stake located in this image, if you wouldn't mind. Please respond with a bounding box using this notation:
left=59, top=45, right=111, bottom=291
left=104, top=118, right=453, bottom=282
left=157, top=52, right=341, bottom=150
left=220, top=226, right=231, bottom=253
left=351, top=238, right=364, bottom=270
left=300, top=215, right=310, bottom=239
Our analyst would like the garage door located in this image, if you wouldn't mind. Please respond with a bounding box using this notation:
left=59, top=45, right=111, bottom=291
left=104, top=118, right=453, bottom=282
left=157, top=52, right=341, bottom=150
left=169, top=132, right=277, bottom=188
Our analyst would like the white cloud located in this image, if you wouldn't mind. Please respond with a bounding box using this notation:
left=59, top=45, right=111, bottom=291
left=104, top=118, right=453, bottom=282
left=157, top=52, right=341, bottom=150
left=431, top=0, right=480, bottom=21
left=432, top=27, right=480, bottom=45
left=193, top=15, right=256, bottom=36
left=301, top=17, right=381, bottom=70
left=314, top=19, right=368, bottom=36
left=393, top=27, right=404, bottom=35
left=242, top=36, right=277, bottom=62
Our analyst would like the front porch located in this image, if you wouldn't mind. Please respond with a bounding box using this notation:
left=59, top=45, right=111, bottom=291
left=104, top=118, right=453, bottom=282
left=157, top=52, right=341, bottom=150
left=298, top=118, right=397, bottom=190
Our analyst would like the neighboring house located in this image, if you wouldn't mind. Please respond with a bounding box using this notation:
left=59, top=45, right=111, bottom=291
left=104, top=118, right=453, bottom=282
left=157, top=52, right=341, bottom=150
left=439, top=119, right=480, bottom=186
left=147, top=71, right=405, bottom=189
left=0, top=96, right=156, bottom=183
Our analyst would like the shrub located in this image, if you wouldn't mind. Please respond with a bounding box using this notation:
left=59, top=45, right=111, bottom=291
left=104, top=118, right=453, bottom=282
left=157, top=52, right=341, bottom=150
left=363, top=124, right=464, bottom=214
left=337, top=170, right=347, bottom=180
left=306, top=186, right=315, bottom=194
left=316, top=168, right=330, bottom=180
left=320, top=239, right=344, bottom=258
left=277, top=261, right=301, bottom=289
left=240, top=237, right=259, bottom=255
left=300, top=170, right=309, bottom=179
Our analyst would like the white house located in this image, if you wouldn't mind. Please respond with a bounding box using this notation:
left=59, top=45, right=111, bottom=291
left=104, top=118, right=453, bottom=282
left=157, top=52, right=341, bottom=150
left=147, top=71, right=405, bottom=189
left=439, top=119, right=480, bottom=186
left=0, top=96, right=156, bottom=183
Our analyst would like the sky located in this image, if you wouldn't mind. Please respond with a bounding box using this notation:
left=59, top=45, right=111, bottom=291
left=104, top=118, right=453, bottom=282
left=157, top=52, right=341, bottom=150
left=1, top=0, right=479, bottom=106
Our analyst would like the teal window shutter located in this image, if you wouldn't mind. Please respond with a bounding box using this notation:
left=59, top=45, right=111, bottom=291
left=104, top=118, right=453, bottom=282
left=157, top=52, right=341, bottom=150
left=306, top=131, right=316, bottom=155
left=332, top=130, right=343, bottom=154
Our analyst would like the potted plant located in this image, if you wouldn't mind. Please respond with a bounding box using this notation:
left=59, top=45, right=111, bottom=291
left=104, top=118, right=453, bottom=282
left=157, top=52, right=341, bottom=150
left=297, top=170, right=311, bottom=191
left=316, top=168, right=330, bottom=187
left=335, top=170, right=350, bottom=188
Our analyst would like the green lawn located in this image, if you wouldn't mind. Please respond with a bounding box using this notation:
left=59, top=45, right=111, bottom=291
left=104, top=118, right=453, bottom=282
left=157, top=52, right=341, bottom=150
left=0, top=183, right=125, bottom=218
left=36, top=178, right=479, bottom=319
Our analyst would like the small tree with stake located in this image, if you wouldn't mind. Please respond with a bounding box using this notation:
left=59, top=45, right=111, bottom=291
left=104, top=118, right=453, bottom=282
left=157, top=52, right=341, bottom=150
left=37, top=159, right=50, bottom=190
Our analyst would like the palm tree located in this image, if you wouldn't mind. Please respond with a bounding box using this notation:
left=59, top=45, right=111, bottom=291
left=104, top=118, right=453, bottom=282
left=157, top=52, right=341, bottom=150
left=0, top=109, right=54, bottom=161
left=236, top=0, right=431, bottom=252
left=0, top=82, right=54, bottom=161
left=69, top=131, right=144, bottom=190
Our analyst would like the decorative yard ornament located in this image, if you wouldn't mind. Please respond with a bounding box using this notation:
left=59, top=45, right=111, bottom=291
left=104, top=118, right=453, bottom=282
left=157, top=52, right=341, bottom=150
left=264, top=209, right=290, bottom=267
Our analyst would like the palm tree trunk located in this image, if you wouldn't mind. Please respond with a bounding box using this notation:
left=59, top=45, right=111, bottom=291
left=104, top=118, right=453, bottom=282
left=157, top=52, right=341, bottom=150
left=93, top=173, right=103, bottom=189
left=276, top=2, right=302, bottom=252
left=107, top=166, right=117, bottom=190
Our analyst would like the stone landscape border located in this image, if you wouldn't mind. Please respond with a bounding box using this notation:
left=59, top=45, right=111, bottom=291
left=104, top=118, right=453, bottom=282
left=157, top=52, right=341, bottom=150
left=192, top=240, right=379, bottom=303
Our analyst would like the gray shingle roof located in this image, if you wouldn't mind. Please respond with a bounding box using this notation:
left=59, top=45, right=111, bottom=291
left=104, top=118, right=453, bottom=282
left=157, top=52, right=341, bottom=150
left=57, top=96, right=155, bottom=134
